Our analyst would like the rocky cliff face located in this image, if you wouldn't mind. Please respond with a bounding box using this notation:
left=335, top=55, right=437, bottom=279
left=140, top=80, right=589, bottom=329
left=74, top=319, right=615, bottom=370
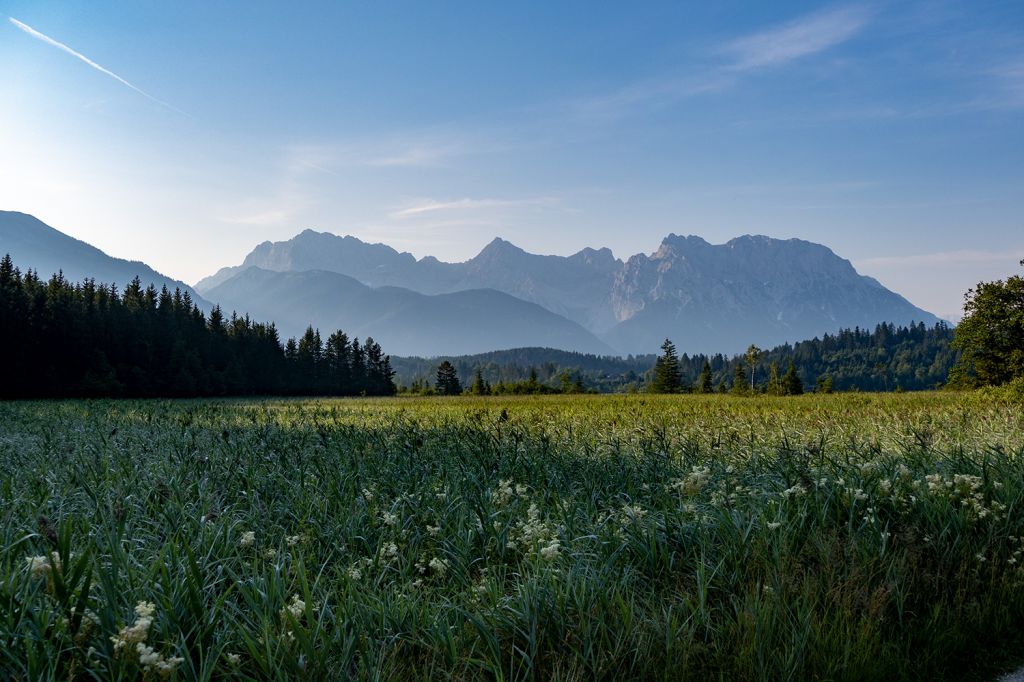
left=197, top=229, right=939, bottom=354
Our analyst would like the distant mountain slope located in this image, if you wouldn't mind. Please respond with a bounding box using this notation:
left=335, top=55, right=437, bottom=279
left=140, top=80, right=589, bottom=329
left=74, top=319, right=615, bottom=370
left=199, top=229, right=939, bottom=354
left=0, top=211, right=209, bottom=307
left=204, top=267, right=614, bottom=357
left=603, top=234, right=938, bottom=353
left=196, top=231, right=621, bottom=331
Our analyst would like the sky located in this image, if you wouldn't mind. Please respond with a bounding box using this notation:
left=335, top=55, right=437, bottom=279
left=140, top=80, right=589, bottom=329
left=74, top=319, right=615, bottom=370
left=1, top=1, right=1022, bottom=321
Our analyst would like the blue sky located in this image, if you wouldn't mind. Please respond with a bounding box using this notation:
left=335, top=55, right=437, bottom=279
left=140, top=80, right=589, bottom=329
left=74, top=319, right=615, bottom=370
left=1, top=1, right=1022, bottom=320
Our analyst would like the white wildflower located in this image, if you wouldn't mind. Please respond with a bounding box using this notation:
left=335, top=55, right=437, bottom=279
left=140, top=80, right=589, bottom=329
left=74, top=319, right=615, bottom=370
left=137, top=643, right=161, bottom=667
left=781, top=484, right=806, bottom=498
left=135, top=601, right=156, bottom=619
left=111, top=601, right=156, bottom=654
left=25, top=555, right=53, bottom=579
left=239, top=531, right=256, bottom=548
left=493, top=479, right=515, bottom=506
left=378, top=541, right=399, bottom=561
left=281, top=594, right=305, bottom=620
left=673, top=466, right=712, bottom=495
left=540, top=539, right=561, bottom=560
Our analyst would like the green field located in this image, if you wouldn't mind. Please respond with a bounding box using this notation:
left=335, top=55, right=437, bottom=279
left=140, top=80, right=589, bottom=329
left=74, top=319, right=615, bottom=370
left=2, top=393, right=1023, bottom=680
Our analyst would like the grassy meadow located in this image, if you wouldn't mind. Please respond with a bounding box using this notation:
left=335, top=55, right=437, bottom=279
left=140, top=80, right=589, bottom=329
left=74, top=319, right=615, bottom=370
left=2, top=392, right=1024, bottom=680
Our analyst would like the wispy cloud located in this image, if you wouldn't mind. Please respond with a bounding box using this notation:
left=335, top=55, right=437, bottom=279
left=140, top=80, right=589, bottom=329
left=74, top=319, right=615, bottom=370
left=722, top=5, right=872, bottom=71
left=368, top=142, right=467, bottom=168
left=390, top=197, right=558, bottom=219
left=217, top=209, right=291, bottom=226
left=8, top=16, right=187, bottom=115
left=282, top=129, right=511, bottom=173
left=569, top=5, right=872, bottom=120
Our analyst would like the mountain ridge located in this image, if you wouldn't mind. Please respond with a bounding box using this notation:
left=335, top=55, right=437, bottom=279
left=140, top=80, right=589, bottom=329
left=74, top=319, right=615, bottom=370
left=0, top=211, right=210, bottom=308
left=203, top=266, right=614, bottom=357
left=196, top=229, right=938, bottom=354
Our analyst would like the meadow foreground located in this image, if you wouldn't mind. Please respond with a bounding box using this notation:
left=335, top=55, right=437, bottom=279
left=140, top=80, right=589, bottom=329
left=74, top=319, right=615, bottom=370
left=2, top=393, right=1023, bottom=680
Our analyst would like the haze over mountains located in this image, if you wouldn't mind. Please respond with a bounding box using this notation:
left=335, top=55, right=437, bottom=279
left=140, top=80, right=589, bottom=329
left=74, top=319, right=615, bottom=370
left=0, top=211, right=209, bottom=308
left=197, top=229, right=939, bottom=355
left=206, top=267, right=613, bottom=356
left=0, top=211, right=940, bottom=357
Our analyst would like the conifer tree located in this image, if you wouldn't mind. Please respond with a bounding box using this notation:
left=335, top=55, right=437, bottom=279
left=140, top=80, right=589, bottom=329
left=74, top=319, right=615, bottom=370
left=470, top=368, right=490, bottom=395
left=650, top=338, right=683, bottom=393
left=766, top=361, right=782, bottom=395
left=436, top=361, right=462, bottom=395
left=697, top=360, right=713, bottom=394
left=782, top=360, right=804, bottom=395
left=526, top=367, right=540, bottom=392
left=0, top=253, right=399, bottom=398
left=731, top=363, right=749, bottom=396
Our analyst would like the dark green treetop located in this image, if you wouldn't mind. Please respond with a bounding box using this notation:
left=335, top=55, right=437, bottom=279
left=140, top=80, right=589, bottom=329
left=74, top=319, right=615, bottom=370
left=436, top=360, right=463, bottom=395
left=951, top=260, right=1024, bottom=387
left=650, top=338, right=684, bottom=393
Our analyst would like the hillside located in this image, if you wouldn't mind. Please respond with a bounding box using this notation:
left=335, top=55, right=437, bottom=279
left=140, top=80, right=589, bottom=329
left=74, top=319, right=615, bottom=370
left=0, top=211, right=209, bottom=307
left=204, top=267, right=614, bottom=357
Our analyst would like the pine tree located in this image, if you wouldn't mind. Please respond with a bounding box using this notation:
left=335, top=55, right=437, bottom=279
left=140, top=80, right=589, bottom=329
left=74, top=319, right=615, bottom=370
left=782, top=360, right=803, bottom=395
left=436, top=361, right=462, bottom=395
left=650, top=338, right=683, bottom=393
left=470, top=368, right=489, bottom=395
left=697, top=360, right=713, bottom=393
left=731, top=363, right=749, bottom=396
left=345, top=338, right=362, bottom=392
left=526, top=367, right=540, bottom=392
left=766, top=361, right=782, bottom=395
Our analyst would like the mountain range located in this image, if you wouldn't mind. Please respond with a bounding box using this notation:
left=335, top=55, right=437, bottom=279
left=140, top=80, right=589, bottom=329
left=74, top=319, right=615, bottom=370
left=196, top=228, right=938, bottom=354
left=0, top=211, right=940, bottom=356
left=0, top=211, right=209, bottom=308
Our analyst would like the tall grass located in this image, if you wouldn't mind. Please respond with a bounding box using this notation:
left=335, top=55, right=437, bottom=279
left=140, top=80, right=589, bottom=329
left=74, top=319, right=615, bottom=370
left=1, top=392, right=1022, bottom=680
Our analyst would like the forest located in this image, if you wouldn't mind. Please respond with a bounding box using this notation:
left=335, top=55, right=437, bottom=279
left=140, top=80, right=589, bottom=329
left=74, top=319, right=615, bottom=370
left=393, top=322, right=957, bottom=394
left=0, top=252, right=1005, bottom=398
left=0, top=255, right=396, bottom=398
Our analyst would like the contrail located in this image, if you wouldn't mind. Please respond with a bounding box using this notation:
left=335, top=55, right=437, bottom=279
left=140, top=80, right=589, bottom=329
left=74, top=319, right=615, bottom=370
left=8, top=16, right=188, bottom=115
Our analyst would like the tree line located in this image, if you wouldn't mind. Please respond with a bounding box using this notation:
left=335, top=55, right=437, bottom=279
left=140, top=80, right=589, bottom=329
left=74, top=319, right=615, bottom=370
left=398, top=322, right=958, bottom=395
left=0, top=255, right=396, bottom=398
left=405, top=362, right=591, bottom=396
